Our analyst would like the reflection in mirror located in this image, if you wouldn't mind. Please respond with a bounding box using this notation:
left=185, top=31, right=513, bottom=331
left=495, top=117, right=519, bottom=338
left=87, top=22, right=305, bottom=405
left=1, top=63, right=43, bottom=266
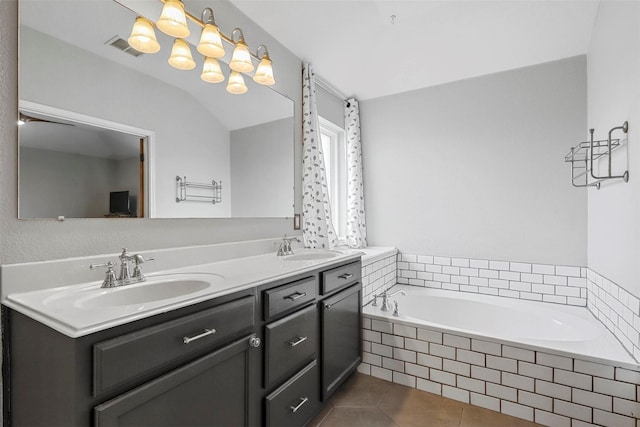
left=18, top=0, right=294, bottom=219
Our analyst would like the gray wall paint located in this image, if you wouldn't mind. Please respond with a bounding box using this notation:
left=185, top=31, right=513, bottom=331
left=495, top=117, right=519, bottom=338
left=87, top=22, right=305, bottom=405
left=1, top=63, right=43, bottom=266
left=230, top=118, right=294, bottom=217
left=587, top=2, right=640, bottom=297
left=0, top=0, right=302, bottom=264
left=361, top=56, right=587, bottom=265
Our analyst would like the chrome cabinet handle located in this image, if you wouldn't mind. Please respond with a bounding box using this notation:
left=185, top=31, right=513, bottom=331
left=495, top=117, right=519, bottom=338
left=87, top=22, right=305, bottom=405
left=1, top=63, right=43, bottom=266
left=285, top=291, right=306, bottom=301
left=338, top=273, right=353, bottom=280
left=183, top=328, right=216, bottom=344
left=249, top=335, right=262, bottom=348
left=288, top=336, right=308, bottom=347
left=324, top=303, right=332, bottom=310
left=290, top=397, right=309, bottom=413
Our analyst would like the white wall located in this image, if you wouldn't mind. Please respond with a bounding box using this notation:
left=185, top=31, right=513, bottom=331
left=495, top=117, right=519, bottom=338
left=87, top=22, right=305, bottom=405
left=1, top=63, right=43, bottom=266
left=361, top=57, right=587, bottom=266
left=587, top=1, right=640, bottom=298
left=0, top=0, right=303, bottom=265
left=230, top=118, right=294, bottom=217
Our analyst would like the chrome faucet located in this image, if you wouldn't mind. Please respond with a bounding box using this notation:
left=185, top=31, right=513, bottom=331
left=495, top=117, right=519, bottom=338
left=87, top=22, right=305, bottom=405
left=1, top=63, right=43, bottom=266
left=376, top=289, right=407, bottom=312
left=90, top=248, right=154, bottom=288
left=277, top=235, right=301, bottom=256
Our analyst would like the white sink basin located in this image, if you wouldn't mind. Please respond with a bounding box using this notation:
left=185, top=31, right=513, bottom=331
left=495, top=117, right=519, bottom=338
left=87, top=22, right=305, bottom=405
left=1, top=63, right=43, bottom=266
left=284, top=250, right=341, bottom=261
left=42, top=273, right=225, bottom=310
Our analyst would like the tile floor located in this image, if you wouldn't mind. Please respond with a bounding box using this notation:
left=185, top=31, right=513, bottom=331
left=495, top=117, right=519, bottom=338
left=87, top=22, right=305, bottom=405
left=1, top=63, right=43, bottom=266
left=309, top=373, right=541, bottom=427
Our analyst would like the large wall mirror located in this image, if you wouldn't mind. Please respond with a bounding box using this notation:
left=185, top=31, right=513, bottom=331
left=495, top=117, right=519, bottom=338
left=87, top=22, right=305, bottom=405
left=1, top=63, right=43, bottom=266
left=18, top=0, right=294, bottom=219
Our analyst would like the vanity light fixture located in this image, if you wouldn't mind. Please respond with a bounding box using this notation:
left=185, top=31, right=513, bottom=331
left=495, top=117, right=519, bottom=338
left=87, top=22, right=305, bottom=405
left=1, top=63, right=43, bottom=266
left=127, top=17, right=161, bottom=54
left=253, top=45, right=275, bottom=86
left=226, top=70, right=248, bottom=94
left=126, top=2, right=275, bottom=93
left=168, top=38, right=196, bottom=70
left=156, top=0, right=190, bottom=38
left=229, top=28, right=254, bottom=73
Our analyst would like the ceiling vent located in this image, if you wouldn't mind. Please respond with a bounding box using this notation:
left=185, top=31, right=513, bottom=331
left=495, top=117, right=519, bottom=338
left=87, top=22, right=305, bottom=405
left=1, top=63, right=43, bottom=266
left=105, top=36, right=144, bottom=57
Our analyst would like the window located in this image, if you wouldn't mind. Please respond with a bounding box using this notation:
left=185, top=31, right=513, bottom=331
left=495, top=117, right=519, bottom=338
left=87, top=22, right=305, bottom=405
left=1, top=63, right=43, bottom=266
left=319, top=116, right=347, bottom=239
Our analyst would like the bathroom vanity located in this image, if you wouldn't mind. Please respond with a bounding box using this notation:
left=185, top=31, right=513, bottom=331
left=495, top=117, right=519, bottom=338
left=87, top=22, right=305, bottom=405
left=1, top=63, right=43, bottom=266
left=2, top=252, right=362, bottom=426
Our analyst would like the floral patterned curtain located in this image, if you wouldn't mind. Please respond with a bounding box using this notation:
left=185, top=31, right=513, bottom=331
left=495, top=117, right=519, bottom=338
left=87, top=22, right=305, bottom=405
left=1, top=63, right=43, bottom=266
left=302, top=63, right=338, bottom=249
left=344, top=98, right=367, bottom=248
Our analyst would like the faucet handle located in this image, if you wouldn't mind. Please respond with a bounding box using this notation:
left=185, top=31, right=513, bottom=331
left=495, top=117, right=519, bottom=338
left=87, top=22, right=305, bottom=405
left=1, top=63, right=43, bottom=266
left=132, top=254, right=154, bottom=281
left=90, top=261, right=118, bottom=288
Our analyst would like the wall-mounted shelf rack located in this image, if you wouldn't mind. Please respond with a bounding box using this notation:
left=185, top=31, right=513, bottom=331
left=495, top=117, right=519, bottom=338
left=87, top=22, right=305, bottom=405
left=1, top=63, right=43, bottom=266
left=176, top=176, right=222, bottom=204
left=564, top=121, right=629, bottom=189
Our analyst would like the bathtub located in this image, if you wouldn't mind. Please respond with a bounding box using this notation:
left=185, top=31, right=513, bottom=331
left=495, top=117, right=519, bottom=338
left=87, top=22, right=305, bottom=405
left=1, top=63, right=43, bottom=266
left=361, top=284, right=640, bottom=426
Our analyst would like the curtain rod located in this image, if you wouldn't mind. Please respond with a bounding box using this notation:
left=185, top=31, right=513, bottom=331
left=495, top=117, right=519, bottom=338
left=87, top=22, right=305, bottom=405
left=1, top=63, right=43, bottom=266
left=314, top=75, right=348, bottom=101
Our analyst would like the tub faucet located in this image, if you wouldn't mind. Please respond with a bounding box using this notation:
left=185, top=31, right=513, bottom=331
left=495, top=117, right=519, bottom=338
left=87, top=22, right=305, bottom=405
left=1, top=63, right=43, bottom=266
left=380, top=289, right=407, bottom=312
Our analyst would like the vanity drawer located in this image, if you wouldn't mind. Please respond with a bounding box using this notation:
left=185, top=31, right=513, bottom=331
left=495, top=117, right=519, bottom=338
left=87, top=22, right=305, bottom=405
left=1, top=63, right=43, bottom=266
left=265, top=304, right=317, bottom=387
left=321, top=261, right=361, bottom=294
left=265, top=360, right=320, bottom=427
left=263, top=276, right=317, bottom=320
left=93, top=295, right=255, bottom=396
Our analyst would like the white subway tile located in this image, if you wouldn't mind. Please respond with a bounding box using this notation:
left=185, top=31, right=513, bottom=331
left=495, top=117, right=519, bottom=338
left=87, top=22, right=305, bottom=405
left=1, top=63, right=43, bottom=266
left=533, top=264, right=555, bottom=275
left=457, top=376, right=485, bottom=394
left=417, top=353, right=442, bottom=370
left=554, top=369, right=592, bottom=390
left=486, top=355, right=518, bottom=373
left=498, top=289, right=520, bottom=299
left=443, top=359, right=470, bottom=376
left=381, top=333, right=404, bottom=348
left=510, top=262, right=532, bottom=273
left=404, top=338, right=429, bottom=354
left=460, top=267, right=479, bottom=277
left=532, top=283, right=555, bottom=294
left=502, top=401, right=534, bottom=421
left=457, top=349, right=485, bottom=366
left=451, top=258, right=470, bottom=268
left=569, top=277, right=587, bottom=287
left=521, top=273, right=544, bottom=283
left=593, top=377, right=635, bottom=399
left=417, top=328, right=442, bottom=344
left=534, top=409, right=571, bottom=427
left=405, top=362, right=429, bottom=379
left=537, top=352, right=573, bottom=370
left=521, top=292, right=543, bottom=302
left=416, top=272, right=433, bottom=281
left=434, top=256, right=451, bottom=266
left=509, top=281, right=532, bottom=292
left=556, top=265, right=582, bottom=277
left=556, top=286, right=581, bottom=297
left=451, top=275, right=470, bottom=285
left=536, top=379, right=572, bottom=401
left=613, top=397, right=640, bottom=418
left=489, top=260, right=510, bottom=271
left=470, top=277, right=489, bottom=287
left=371, top=343, right=393, bottom=358
left=479, top=269, right=499, bottom=279
left=576, top=388, right=613, bottom=414
left=500, top=345, right=535, bottom=363
left=434, top=273, right=451, bottom=283
left=363, top=330, right=381, bottom=343
left=443, top=334, right=471, bottom=350
left=357, top=363, right=371, bottom=375
left=362, top=352, right=381, bottom=367
left=371, top=319, right=393, bottom=334
left=544, top=275, right=568, bottom=286
left=470, top=259, right=489, bottom=269
left=394, top=348, right=417, bottom=364
left=417, top=255, right=433, bottom=264
left=401, top=254, right=417, bottom=263
left=471, top=366, right=501, bottom=383
left=424, top=264, right=442, bottom=274
left=568, top=297, right=587, bottom=306
left=394, top=324, right=417, bottom=339
left=488, top=279, right=509, bottom=289
left=408, top=279, right=425, bottom=287
left=430, top=343, right=456, bottom=359
left=362, top=317, right=372, bottom=329
left=502, top=372, right=534, bottom=392
left=442, top=266, right=460, bottom=275
left=363, top=341, right=371, bottom=353
left=574, top=360, right=614, bottom=379
left=371, top=366, right=392, bottom=381
left=553, top=399, right=592, bottom=423
left=442, top=385, right=470, bottom=403
left=400, top=270, right=417, bottom=279
left=471, top=339, right=501, bottom=356
left=616, top=367, right=640, bottom=385
left=417, top=378, right=442, bottom=395
left=571, top=420, right=597, bottom=427
left=409, top=262, right=425, bottom=272
left=383, top=357, right=404, bottom=372
left=518, top=390, right=552, bottom=411
left=543, top=294, right=567, bottom=304
left=518, top=361, right=553, bottom=381
left=499, top=270, right=520, bottom=281
left=459, top=285, right=479, bottom=293
left=486, top=383, right=517, bottom=401
left=430, top=369, right=456, bottom=386
left=470, top=393, right=500, bottom=412
left=393, top=371, right=416, bottom=388
left=442, top=283, right=460, bottom=292
left=479, top=287, right=500, bottom=296
left=593, top=409, right=635, bottom=427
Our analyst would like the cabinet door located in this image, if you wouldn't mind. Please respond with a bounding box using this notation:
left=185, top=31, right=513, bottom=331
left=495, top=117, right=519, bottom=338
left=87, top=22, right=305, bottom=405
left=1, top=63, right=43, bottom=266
left=321, top=283, right=362, bottom=400
left=95, top=336, right=252, bottom=427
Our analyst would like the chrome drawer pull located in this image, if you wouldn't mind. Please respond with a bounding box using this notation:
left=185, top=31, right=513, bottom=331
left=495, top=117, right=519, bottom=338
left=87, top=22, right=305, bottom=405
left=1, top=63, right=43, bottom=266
left=290, top=397, right=309, bottom=413
left=285, top=291, right=307, bottom=301
left=183, top=328, right=216, bottom=344
left=288, top=336, right=308, bottom=347
left=338, top=273, right=353, bottom=280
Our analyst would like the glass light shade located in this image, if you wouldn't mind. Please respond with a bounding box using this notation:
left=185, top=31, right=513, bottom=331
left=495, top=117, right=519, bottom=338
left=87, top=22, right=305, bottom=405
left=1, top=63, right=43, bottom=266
left=253, top=55, right=275, bottom=86
left=229, top=41, right=254, bottom=73
left=201, top=57, right=225, bottom=83
left=127, top=17, right=160, bottom=54
left=226, top=71, right=248, bottom=94
left=168, top=39, right=196, bottom=70
left=197, top=24, right=225, bottom=58
left=156, top=0, right=190, bottom=38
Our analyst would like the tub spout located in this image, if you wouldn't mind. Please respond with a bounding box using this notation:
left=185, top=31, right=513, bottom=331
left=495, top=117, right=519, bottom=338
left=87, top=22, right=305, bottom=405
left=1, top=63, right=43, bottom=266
left=381, top=289, right=406, bottom=312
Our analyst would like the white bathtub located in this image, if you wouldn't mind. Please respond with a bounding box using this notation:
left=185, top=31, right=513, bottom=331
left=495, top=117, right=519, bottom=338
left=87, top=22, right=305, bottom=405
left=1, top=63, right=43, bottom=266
left=363, top=284, right=636, bottom=366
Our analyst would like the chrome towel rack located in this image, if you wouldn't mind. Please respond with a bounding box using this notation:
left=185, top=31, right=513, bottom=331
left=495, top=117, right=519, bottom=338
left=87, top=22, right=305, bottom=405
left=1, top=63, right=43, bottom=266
left=564, top=121, right=629, bottom=189
left=176, top=176, right=222, bottom=204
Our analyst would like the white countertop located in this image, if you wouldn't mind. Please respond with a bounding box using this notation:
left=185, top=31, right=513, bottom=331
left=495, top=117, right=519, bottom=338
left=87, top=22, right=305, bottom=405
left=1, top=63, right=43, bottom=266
left=3, top=249, right=362, bottom=338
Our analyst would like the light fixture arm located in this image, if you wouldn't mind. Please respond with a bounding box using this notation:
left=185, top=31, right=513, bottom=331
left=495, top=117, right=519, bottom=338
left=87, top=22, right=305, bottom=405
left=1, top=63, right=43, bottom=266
left=200, top=7, right=217, bottom=26
left=231, top=28, right=246, bottom=44
left=256, top=44, right=270, bottom=59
